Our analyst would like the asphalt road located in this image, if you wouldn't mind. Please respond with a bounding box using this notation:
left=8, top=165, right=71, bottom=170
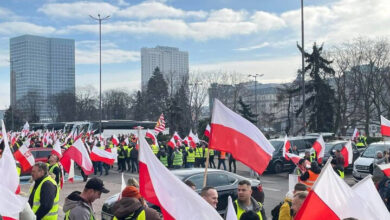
left=20, top=160, right=355, bottom=220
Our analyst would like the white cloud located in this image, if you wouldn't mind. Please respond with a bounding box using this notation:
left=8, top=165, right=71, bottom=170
left=0, top=22, right=56, bottom=36
left=117, top=2, right=207, bottom=19
left=117, top=0, right=130, bottom=7
left=207, top=8, right=247, bottom=22
left=38, top=2, right=118, bottom=19
left=76, top=49, right=140, bottom=64
left=251, top=11, right=286, bottom=31
left=0, top=7, right=22, bottom=21
left=235, top=42, right=270, bottom=51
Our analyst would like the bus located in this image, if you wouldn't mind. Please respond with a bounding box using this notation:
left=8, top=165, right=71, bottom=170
left=87, top=120, right=166, bottom=137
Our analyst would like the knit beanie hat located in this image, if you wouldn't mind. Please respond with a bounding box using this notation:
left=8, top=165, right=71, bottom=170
left=121, top=186, right=141, bottom=199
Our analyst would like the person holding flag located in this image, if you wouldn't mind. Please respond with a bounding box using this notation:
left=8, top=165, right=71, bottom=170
left=47, top=154, right=61, bottom=185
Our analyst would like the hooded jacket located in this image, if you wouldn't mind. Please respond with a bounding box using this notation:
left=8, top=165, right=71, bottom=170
left=111, top=197, right=161, bottom=220
left=63, top=191, right=95, bottom=220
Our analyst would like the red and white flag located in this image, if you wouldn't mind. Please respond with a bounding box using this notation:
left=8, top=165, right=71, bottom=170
left=118, top=173, right=126, bottom=201
left=204, top=124, right=211, bottom=138
left=351, top=128, right=359, bottom=141
left=173, top=131, right=182, bottom=142
left=209, top=99, right=275, bottom=175
left=378, top=163, right=390, bottom=177
left=312, top=135, right=325, bottom=164
left=60, top=138, right=94, bottom=175
left=52, top=140, right=63, bottom=158
left=0, top=187, right=28, bottom=220
left=286, top=153, right=302, bottom=165
left=380, top=115, right=390, bottom=137
left=340, top=140, right=353, bottom=168
left=90, top=146, right=115, bottom=165
left=112, top=134, right=120, bottom=146
left=154, top=113, right=166, bottom=134
left=283, top=135, right=291, bottom=160
left=68, top=159, right=74, bottom=183
left=21, top=121, right=29, bottom=137
left=167, top=136, right=176, bottom=149
left=13, top=140, right=35, bottom=172
left=139, top=135, right=222, bottom=220
left=188, top=130, right=199, bottom=148
left=352, top=175, right=390, bottom=220
left=60, top=165, right=64, bottom=189
left=146, top=129, right=158, bottom=146
left=183, top=136, right=189, bottom=146
left=295, top=159, right=375, bottom=220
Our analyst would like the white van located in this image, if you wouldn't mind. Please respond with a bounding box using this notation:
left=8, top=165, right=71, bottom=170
left=352, top=141, right=390, bottom=180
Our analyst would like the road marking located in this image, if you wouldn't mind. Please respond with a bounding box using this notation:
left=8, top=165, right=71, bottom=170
left=262, top=187, right=280, bottom=192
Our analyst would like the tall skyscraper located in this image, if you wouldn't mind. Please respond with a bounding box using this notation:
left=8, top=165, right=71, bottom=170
left=10, top=35, right=75, bottom=122
left=141, top=46, right=189, bottom=93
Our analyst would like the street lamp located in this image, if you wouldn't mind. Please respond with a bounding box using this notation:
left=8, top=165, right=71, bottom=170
left=248, top=74, right=264, bottom=125
left=90, top=14, right=110, bottom=135
left=301, top=0, right=306, bottom=135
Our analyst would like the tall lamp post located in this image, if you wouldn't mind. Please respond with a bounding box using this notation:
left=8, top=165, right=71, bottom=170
left=248, top=74, right=264, bottom=126
left=301, top=0, right=306, bottom=135
left=90, top=14, right=110, bottom=135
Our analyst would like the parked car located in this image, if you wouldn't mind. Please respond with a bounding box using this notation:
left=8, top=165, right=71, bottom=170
left=323, top=140, right=360, bottom=170
left=267, top=136, right=317, bottom=173
left=20, top=148, right=53, bottom=176
left=101, top=168, right=264, bottom=219
left=353, top=142, right=390, bottom=180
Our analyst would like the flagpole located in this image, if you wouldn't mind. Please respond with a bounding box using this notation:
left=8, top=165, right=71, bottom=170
left=203, top=146, right=210, bottom=188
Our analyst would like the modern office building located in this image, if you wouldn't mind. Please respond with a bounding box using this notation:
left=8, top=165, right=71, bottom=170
left=141, top=46, right=189, bottom=93
left=10, top=35, right=75, bottom=122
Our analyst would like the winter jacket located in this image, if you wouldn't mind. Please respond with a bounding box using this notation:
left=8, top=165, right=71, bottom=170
left=373, top=157, right=387, bottom=182
left=278, top=197, right=292, bottom=220
left=63, top=191, right=95, bottom=220
left=111, top=197, right=161, bottom=220
left=233, top=197, right=267, bottom=220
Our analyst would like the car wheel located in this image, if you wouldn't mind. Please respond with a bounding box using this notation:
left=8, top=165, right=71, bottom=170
left=273, top=162, right=283, bottom=173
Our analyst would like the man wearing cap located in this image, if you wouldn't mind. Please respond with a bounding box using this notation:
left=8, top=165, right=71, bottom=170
left=63, top=177, right=109, bottom=220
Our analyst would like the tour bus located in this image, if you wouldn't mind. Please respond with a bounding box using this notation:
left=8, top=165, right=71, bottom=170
left=87, top=120, right=165, bottom=137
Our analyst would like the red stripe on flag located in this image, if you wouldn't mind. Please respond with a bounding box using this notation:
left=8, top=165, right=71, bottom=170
left=210, top=124, right=271, bottom=174
left=340, top=146, right=349, bottom=168
left=294, top=190, right=340, bottom=220
left=60, top=146, right=94, bottom=175
left=381, top=125, right=390, bottom=137
left=90, top=152, right=115, bottom=165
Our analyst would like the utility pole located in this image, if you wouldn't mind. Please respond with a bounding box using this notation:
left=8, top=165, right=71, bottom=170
left=301, top=0, right=306, bottom=135
left=248, top=74, right=264, bottom=126
left=90, top=14, right=110, bottom=135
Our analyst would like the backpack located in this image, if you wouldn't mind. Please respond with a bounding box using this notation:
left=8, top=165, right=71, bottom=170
left=271, top=200, right=291, bottom=220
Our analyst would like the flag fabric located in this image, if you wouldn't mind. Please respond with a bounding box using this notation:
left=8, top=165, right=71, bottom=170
left=377, top=163, right=390, bottom=177
left=52, top=140, right=63, bottom=158
left=204, top=124, right=211, bottom=138
left=112, top=134, right=120, bottom=146
left=286, top=153, right=302, bottom=165
left=188, top=130, right=199, bottom=148
left=118, top=173, right=126, bottom=201
left=183, top=136, right=189, bottom=146
left=352, top=128, right=359, bottom=141
left=60, top=165, right=65, bottom=189
left=21, top=121, right=29, bottom=137
left=146, top=129, right=158, bottom=146
left=352, top=175, right=390, bottom=220
left=0, top=187, right=28, bottom=220
left=167, top=136, right=176, bottom=149
left=380, top=115, right=390, bottom=137
left=173, top=131, right=182, bottom=142
left=68, top=159, right=74, bottom=183
left=60, top=138, right=94, bottom=175
left=139, top=135, right=222, bottom=220
left=13, top=141, right=35, bottom=172
left=283, top=135, right=291, bottom=160
left=90, top=146, right=115, bottom=165
left=294, top=159, right=375, bottom=220
left=312, top=135, right=325, bottom=164
left=225, top=196, right=237, bottom=220
left=209, top=99, right=275, bottom=175
left=154, top=113, right=166, bottom=133
left=0, top=120, right=20, bottom=195
left=340, top=140, right=353, bottom=168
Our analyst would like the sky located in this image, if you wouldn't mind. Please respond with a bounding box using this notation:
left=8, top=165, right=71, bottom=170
left=1, top=0, right=390, bottom=109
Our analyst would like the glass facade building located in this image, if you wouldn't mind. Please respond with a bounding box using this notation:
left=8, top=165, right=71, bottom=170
left=10, top=35, right=75, bottom=122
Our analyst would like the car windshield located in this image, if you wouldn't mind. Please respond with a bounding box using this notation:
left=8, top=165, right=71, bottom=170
left=270, top=140, right=284, bottom=152
left=325, top=144, right=334, bottom=152
left=362, top=144, right=389, bottom=158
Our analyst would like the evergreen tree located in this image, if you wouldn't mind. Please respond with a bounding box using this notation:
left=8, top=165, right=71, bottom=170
left=145, top=67, right=169, bottom=120
left=167, top=79, right=191, bottom=136
left=238, top=97, right=258, bottom=124
left=297, top=42, right=335, bottom=132
left=132, top=91, right=145, bottom=120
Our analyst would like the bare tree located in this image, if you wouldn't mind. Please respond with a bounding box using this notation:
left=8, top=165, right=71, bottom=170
left=75, top=85, right=99, bottom=121
left=102, top=89, right=132, bottom=120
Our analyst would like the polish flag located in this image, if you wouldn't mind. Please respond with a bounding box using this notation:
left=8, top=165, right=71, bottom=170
left=60, top=165, right=64, bottom=189
left=21, top=121, right=29, bottom=137
left=10, top=133, right=17, bottom=147
left=139, top=135, right=222, bottom=220
left=380, top=115, right=390, bottom=137
left=112, top=134, right=120, bottom=146
left=312, top=135, right=325, bottom=164
left=286, top=153, right=302, bottom=165
left=13, top=141, right=35, bottom=172
left=118, top=173, right=126, bottom=201
left=352, top=175, right=390, bottom=220
left=60, top=138, right=94, bottom=175
left=378, top=163, right=390, bottom=177
left=340, top=140, right=353, bottom=168
left=90, top=146, right=115, bottom=165
left=167, top=136, right=176, bottom=149
left=0, top=187, right=28, bottom=220
left=283, top=135, right=291, bottom=160
left=225, top=196, right=237, bottom=220
left=209, top=99, right=275, bottom=175
left=188, top=130, right=199, bottom=148
left=351, top=128, right=359, bottom=141
left=183, top=136, right=189, bottom=146
left=146, top=129, right=158, bottom=146
left=173, top=131, right=182, bottom=142
left=52, top=140, right=62, bottom=158
left=68, top=159, right=74, bottom=183
left=294, top=159, right=375, bottom=220
left=204, top=124, right=211, bottom=138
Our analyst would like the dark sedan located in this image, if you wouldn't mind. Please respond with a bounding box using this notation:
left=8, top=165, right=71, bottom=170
left=101, top=168, right=264, bottom=219
left=323, top=140, right=360, bottom=170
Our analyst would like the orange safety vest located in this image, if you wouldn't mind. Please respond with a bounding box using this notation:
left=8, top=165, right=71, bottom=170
left=220, top=151, right=226, bottom=159
left=299, top=170, right=319, bottom=191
